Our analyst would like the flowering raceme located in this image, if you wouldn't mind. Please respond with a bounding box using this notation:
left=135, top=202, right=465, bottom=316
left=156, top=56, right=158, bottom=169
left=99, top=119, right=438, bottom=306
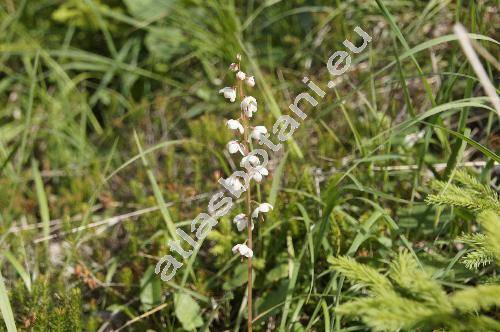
left=219, top=54, right=274, bottom=332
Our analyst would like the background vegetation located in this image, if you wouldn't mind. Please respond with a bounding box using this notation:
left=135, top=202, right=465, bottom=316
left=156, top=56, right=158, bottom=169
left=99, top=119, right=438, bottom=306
left=0, top=0, right=498, bottom=331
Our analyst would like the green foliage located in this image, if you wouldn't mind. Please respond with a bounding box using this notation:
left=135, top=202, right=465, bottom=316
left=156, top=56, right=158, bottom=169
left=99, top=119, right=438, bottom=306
left=479, top=210, right=500, bottom=261
left=331, top=251, right=500, bottom=331
left=174, top=292, right=204, bottom=330
left=328, top=256, right=392, bottom=295
left=458, top=233, right=495, bottom=269
left=323, top=171, right=499, bottom=331
left=9, top=278, right=83, bottom=331
left=427, top=170, right=500, bottom=270
left=426, top=170, right=500, bottom=212
left=52, top=0, right=117, bottom=30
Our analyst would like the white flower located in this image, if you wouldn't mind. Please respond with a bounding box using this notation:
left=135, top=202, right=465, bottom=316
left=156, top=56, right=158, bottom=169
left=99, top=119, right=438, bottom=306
left=219, top=87, right=236, bottom=102
left=245, top=76, right=255, bottom=87
left=250, top=126, right=268, bottom=141
left=241, top=96, right=257, bottom=117
left=229, top=63, right=239, bottom=72
left=226, top=119, right=244, bottom=134
left=236, top=53, right=242, bottom=61
left=233, top=213, right=251, bottom=231
left=236, top=71, right=246, bottom=80
left=240, top=155, right=260, bottom=168
left=250, top=166, right=269, bottom=183
left=232, top=243, right=253, bottom=258
left=227, top=140, right=244, bottom=155
left=252, top=203, right=273, bottom=219
left=224, top=176, right=244, bottom=193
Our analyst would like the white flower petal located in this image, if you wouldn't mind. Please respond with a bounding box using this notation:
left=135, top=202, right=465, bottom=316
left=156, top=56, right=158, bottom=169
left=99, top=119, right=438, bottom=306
left=252, top=172, right=263, bottom=182
left=229, top=63, right=239, bottom=72
left=259, top=167, right=269, bottom=176
left=250, top=126, right=268, bottom=141
left=219, top=87, right=236, bottom=103
left=259, top=203, right=273, bottom=212
left=226, top=119, right=244, bottom=134
left=245, top=76, right=255, bottom=87
left=233, top=213, right=248, bottom=231
left=227, top=140, right=243, bottom=154
left=241, top=96, right=257, bottom=117
left=249, top=166, right=268, bottom=183
left=252, top=203, right=273, bottom=219
left=224, top=176, right=244, bottom=193
left=232, top=244, right=253, bottom=258
left=240, top=155, right=260, bottom=168
left=236, top=71, right=246, bottom=80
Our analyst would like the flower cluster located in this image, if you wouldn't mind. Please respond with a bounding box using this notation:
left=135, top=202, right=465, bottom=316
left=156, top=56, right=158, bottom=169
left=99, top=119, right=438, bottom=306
left=219, top=55, right=273, bottom=259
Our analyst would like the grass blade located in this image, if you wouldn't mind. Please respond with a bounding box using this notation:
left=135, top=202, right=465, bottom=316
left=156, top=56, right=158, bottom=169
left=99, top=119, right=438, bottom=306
left=3, top=251, right=31, bottom=292
left=269, top=151, right=288, bottom=206
left=32, top=159, right=50, bottom=250
left=0, top=270, right=16, bottom=332
left=133, top=130, right=177, bottom=239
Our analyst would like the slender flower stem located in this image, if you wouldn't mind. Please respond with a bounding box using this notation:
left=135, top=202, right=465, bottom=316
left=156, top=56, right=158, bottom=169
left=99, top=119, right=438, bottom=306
left=238, top=78, right=253, bottom=332
left=245, top=168, right=253, bottom=332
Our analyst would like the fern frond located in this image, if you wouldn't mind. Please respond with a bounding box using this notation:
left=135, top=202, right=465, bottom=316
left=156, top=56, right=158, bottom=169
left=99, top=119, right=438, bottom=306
left=457, top=233, right=488, bottom=247
left=458, top=233, right=495, bottom=269
left=455, top=170, right=497, bottom=198
left=426, top=188, right=499, bottom=211
left=451, top=285, right=500, bottom=313
left=426, top=171, right=500, bottom=212
left=389, top=251, right=450, bottom=307
left=329, top=256, right=392, bottom=295
left=337, top=293, right=446, bottom=331
left=478, top=210, right=500, bottom=261
left=461, top=249, right=495, bottom=270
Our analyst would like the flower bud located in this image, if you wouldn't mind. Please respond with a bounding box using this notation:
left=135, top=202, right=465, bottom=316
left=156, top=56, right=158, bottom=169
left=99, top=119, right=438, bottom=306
left=245, top=76, right=255, bottom=87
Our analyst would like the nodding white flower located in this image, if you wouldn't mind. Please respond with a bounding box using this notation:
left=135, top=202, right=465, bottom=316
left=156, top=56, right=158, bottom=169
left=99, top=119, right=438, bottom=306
left=224, top=176, right=244, bottom=193
left=229, top=63, right=239, bottom=72
left=233, top=213, right=252, bottom=231
left=232, top=243, right=253, bottom=258
left=219, top=87, right=236, bottom=103
left=240, top=154, right=260, bottom=168
left=226, top=119, right=244, bottom=134
left=236, top=71, right=246, bottom=81
left=227, top=140, right=244, bottom=155
left=250, top=166, right=269, bottom=183
left=236, top=53, right=242, bottom=61
left=252, top=203, right=273, bottom=219
left=241, top=96, right=257, bottom=117
left=245, top=76, right=255, bottom=87
left=250, top=126, right=268, bottom=141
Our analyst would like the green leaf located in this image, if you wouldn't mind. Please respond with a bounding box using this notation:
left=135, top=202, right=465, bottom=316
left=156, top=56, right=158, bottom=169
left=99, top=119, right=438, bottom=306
left=4, top=251, right=31, bottom=292
left=266, top=264, right=288, bottom=282
left=123, top=0, right=175, bottom=20
left=140, top=266, right=162, bottom=310
left=145, top=27, right=186, bottom=62
left=174, top=292, right=203, bottom=330
left=269, top=151, right=288, bottom=206
left=0, top=270, right=16, bottom=332
left=133, top=131, right=177, bottom=240
left=255, top=280, right=289, bottom=323
left=223, top=264, right=248, bottom=290
left=32, top=159, right=50, bottom=250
